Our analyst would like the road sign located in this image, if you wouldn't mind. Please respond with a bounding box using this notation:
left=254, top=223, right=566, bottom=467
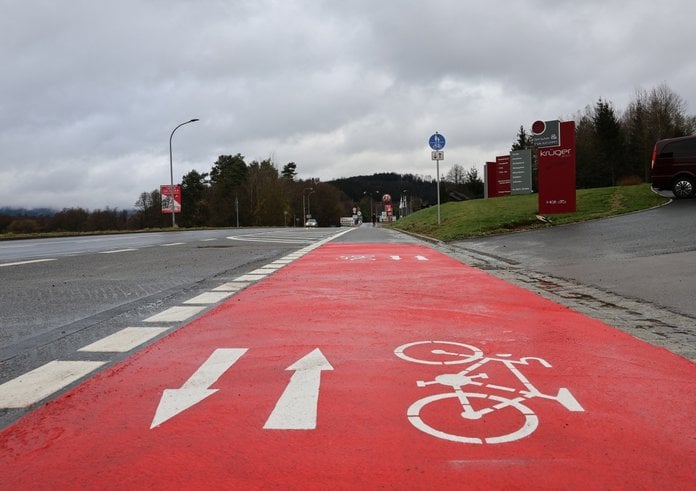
left=431, top=150, right=444, bottom=160
left=429, top=132, right=445, bottom=150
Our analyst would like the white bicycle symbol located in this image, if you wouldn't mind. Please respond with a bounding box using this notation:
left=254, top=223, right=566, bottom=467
left=394, top=341, right=584, bottom=444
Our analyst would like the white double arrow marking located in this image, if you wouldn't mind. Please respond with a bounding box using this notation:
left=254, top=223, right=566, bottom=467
left=150, top=348, right=333, bottom=430
left=151, top=348, right=247, bottom=429
left=264, top=348, right=333, bottom=430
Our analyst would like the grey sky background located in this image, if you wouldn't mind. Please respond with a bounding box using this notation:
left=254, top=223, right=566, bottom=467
left=1, top=0, right=695, bottom=210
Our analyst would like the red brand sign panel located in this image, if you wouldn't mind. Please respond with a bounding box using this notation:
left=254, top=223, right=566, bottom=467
left=485, top=157, right=511, bottom=198
left=536, top=120, right=576, bottom=214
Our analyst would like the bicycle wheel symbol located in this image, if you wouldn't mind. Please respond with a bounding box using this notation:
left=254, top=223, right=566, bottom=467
left=407, top=392, right=538, bottom=444
left=394, top=341, right=483, bottom=365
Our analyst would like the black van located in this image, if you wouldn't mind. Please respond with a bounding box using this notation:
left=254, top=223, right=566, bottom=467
left=651, top=135, right=696, bottom=198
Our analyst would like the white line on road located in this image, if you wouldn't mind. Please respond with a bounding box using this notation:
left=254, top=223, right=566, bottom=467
left=0, top=360, right=106, bottom=408
left=234, top=273, right=268, bottom=282
left=212, top=282, right=251, bottom=292
left=78, top=327, right=169, bottom=353
left=161, top=242, right=185, bottom=247
left=99, top=249, right=138, bottom=254
left=183, top=291, right=236, bottom=305
left=0, top=258, right=57, bottom=268
left=143, top=306, right=207, bottom=323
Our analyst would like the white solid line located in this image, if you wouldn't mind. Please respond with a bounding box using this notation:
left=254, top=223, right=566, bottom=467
left=161, top=242, right=185, bottom=247
left=100, top=248, right=138, bottom=254
left=143, top=305, right=207, bottom=323
left=183, top=291, right=235, bottom=305
left=78, top=327, right=169, bottom=353
left=0, top=360, right=106, bottom=408
left=0, top=258, right=57, bottom=268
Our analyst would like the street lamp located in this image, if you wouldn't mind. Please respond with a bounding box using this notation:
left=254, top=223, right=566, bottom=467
left=169, top=118, right=199, bottom=228
left=302, top=187, right=314, bottom=225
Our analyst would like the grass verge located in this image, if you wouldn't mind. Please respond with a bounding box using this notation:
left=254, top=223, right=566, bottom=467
left=390, top=184, right=669, bottom=242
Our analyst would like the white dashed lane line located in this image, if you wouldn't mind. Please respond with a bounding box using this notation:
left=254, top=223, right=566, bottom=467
left=78, top=327, right=169, bottom=353
left=183, top=291, right=236, bottom=305
left=0, top=361, right=106, bottom=409
left=143, top=305, right=208, bottom=323
left=100, top=249, right=138, bottom=254
left=0, top=258, right=57, bottom=268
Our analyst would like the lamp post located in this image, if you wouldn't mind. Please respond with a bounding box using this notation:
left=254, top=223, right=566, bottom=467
left=307, top=189, right=316, bottom=218
left=302, top=187, right=314, bottom=225
left=169, top=118, right=199, bottom=228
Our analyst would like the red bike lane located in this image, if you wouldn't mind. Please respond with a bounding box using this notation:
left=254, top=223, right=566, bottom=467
left=1, top=242, right=694, bottom=489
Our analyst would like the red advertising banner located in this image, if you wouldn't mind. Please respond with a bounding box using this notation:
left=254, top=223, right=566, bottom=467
left=495, top=155, right=511, bottom=196
left=485, top=158, right=511, bottom=198
left=160, top=185, right=182, bottom=214
left=535, top=121, right=576, bottom=214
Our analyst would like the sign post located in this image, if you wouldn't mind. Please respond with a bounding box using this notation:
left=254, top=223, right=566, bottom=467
left=429, top=132, right=446, bottom=225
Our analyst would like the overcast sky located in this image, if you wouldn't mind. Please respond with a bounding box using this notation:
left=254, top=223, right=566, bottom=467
left=1, top=0, right=695, bottom=210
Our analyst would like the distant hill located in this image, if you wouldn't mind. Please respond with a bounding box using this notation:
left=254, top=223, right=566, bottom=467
left=0, top=207, right=56, bottom=217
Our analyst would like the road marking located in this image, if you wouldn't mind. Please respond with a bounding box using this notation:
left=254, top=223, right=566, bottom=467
left=212, top=282, right=250, bottom=292
left=183, top=292, right=235, bottom=305
left=151, top=348, right=248, bottom=428
left=78, top=327, right=169, bottom=353
left=0, top=360, right=105, bottom=408
left=0, top=258, right=57, bottom=268
left=263, top=349, right=334, bottom=430
left=99, top=249, right=137, bottom=254
left=271, top=259, right=293, bottom=265
left=143, top=306, right=207, bottom=323
left=234, top=273, right=268, bottom=282
left=161, top=242, right=185, bottom=247
left=416, top=255, right=429, bottom=261
left=250, top=267, right=281, bottom=274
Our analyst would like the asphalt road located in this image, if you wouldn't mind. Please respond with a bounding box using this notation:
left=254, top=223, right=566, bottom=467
left=444, top=199, right=696, bottom=360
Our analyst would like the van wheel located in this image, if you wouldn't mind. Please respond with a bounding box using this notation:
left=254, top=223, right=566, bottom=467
left=672, top=177, right=695, bottom=199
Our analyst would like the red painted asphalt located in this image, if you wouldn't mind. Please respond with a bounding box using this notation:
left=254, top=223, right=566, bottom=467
left=1, top=243, right=695, bottom=489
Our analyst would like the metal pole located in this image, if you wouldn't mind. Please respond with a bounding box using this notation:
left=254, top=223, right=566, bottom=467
left=307, top=189, right=315, bottom=217
left=436, top=157, right=441, bottom=225
left=169, top=118, right=199, bottom=228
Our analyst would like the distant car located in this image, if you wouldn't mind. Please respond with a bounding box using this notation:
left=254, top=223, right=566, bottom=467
left=651, top=134, right=696, bottom=198
left=305, top=218, right=318, bottom=227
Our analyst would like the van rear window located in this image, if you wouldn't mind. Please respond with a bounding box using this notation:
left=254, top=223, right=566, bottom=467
left=662, top=138, right=696, bottom=158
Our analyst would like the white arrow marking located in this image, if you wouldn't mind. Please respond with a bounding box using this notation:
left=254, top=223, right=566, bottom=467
left=416, top=255, right=429, bottom=261
left=263, top=348, right=334, bottom=430
left=390, top=255, right=402, bottom=261
left=151, top=348, right=247, bottom=429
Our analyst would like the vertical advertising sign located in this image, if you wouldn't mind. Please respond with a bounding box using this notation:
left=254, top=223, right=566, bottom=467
left=485, top=158, right=511, bottom=199
left=495, top=155, right=511, bottom=196
left=160, top=185, right=182, bottom=214
left=510, top=149, right=533, bottom=195
left=533, top=120, right=576, bottom=214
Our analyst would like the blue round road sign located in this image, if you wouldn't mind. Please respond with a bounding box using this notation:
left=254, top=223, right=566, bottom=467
left=429, top=132, right=446, bottom=150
